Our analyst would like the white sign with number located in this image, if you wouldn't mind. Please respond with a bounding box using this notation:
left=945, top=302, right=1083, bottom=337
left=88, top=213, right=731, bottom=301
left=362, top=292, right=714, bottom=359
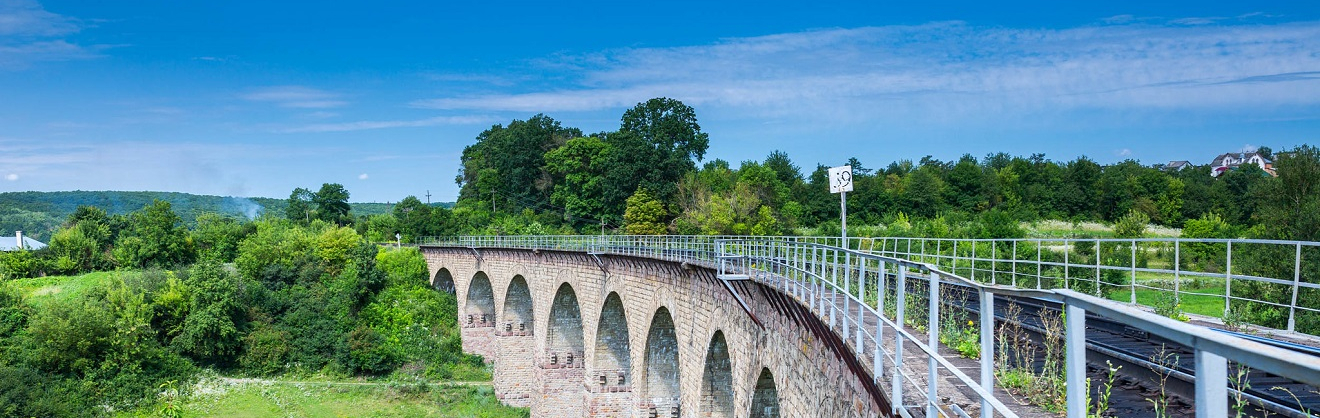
left=828, top=165, right=853, bottom=194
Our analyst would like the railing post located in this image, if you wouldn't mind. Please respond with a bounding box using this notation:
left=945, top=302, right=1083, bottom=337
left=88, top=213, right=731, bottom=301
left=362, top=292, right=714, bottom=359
left=856, top=258, right=865, bottom=350
left=992, top=241, right=997, bottom=285
left=1131, top=240, right=1138, bottom=304
left=1225, top=241, right=1233, bottom=315
left=1195, top=349, right=1228, bottom=418
left=1095, top=238, right=1102, bottom=297
left=980, top=291, right=995, bottom=418
left=927, top=270, right=940, bottom=418
left=1175, top=240, right=1182, bottom=304
left=1037, top=241, right=1043, bottom=289
left=953, top=240, right=959, bottom=277
left=1289, top=242, right=1302, bottom=333
left=972, top=240, right=977, bottom=282
left=1012, top=240, right=1018, bottom=287
left=893, top=267, right=906, bottom=416
left=1065, top=302, right=1086, bottom=418
left=1064, top=240, right=1070, bottom=290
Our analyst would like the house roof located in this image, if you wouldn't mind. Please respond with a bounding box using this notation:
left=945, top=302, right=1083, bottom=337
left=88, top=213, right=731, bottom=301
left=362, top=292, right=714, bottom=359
left=1165, top=160, right=1190, bottom=169
left=1211, top=152, right=1272, bottom=167
left=0, top=236, right=47, bottom=251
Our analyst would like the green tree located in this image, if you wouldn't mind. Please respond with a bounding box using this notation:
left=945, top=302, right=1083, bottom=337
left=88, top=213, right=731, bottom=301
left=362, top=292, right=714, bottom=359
left=619, top=98, right=710, bottom=203
left=1255, top=144, right=1320, bottom=241
left=173, top=261, right=246, bottom=365
left=286, top=187, right=314, bottom=223
left=313, top=183, right=352, bottom=225
left=544, top=136, right=612, bottom=225
left=457, top=114, right=583, bottom=213
left=113, top=200, right=194, bottom=268
left=624, top=189, right=668, bottom=235
left=192, top=213, right=248, bottom=262
left=1113, top=209, right=1150, bottom=239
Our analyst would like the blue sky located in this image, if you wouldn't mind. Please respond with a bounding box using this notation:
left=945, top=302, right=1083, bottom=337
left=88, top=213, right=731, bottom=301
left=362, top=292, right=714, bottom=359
left=1, top=0, right=1318, bottom=202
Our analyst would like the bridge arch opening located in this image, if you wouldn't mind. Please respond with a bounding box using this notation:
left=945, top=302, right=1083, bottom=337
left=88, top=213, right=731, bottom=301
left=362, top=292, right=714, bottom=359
left=750, top=368, right=780, bottom=418
left=433, top=268, right=455, bottom=293
left=644, top=306, right=680, bottom=415
left=592, top=292, right=632, bottom=389
left=546, top=283, right=584, bottom=366
left=501, top=275, right=533, bottom=335
left=699, top=330, right=734, bottom=417
left=464, top=272, right=495, bottom=328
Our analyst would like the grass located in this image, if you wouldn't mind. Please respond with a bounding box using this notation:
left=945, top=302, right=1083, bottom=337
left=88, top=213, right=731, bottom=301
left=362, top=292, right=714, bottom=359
left=116, top=376, right=527, bottom=418
left=1105, top=283, right=1228, bottom=318
left=7, top=270, right=128, bottom=305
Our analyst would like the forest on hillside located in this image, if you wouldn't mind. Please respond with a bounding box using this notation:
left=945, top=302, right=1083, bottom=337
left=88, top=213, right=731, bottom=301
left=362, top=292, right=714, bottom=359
left=0, top=191, right=406, bottom=242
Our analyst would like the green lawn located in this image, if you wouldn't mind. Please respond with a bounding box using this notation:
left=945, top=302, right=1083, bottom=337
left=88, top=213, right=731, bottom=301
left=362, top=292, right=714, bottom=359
left=6, top=270, right=128, bottom=304
left=1106, top=284, right=1228, bottom=318
left=116, top=377, right=527, bottom=418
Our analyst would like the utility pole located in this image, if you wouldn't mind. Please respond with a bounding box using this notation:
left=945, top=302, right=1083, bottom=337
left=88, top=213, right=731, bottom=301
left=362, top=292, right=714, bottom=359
left=425, top=190, right=431, bottom=205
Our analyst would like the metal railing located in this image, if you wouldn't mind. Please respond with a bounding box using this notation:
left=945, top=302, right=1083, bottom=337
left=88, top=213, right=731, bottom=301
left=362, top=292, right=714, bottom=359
left=852, top=237, right=1320, bottom=334
left=421, top=235, right=1320, bottom=335
left=421, top=235, right=1320, bottom=418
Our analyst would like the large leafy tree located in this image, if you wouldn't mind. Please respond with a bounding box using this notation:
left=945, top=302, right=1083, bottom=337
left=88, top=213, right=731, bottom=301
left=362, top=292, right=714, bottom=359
left=457, top=114, right=583, bottom=213
left=544, top=136, right=612, bottom=225
left=113, top=200, right=194, bottom=268
left=619, top=98, right=710, bottom=204
left=313, top=183, right=352, bottom=225
left=286, top=187, right=314, bottom=223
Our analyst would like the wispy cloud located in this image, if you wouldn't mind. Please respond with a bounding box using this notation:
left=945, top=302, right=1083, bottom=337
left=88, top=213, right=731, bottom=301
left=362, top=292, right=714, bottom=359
left=0, top=0, right=100, bottom=68
left=413, top=19, right=1320, bottom=123
left=278, top=115, right=496, bottom=133
left=0, top=0, right=77, bottom=37
left=242, top=86, right=349, bottom=108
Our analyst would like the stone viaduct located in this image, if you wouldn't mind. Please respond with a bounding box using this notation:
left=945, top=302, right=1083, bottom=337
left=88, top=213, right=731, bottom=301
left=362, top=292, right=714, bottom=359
left=422, top=246, right=888, bottom=418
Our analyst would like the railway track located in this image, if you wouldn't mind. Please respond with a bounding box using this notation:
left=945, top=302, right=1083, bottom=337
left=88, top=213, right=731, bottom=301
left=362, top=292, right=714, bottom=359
left=935, top=281, right=1320, bottom=418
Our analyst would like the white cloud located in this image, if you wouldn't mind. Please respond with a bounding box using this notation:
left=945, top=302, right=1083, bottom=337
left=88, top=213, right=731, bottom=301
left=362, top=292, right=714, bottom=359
left=278, top=115, right=496, bottom=133
left=0, top=1, right=99, bottom=69
left=242, top=86, right=348, bottom=109
left=358, top=173, right=368, bottom=180
left=1117, top=148, right=1132, bottom=157
left=4, top=173, right=17, bottom=181
left=0, top=0, right=78, bottom=37
left=413, top=20, right=1320, bottom=123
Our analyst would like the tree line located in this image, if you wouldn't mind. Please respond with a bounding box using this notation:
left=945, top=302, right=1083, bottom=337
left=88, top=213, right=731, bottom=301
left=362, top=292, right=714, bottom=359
left=414, top=97, right=1318, bottom=244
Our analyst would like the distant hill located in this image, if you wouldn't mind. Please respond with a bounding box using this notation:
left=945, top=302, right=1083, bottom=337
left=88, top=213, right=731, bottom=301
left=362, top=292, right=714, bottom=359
left=0, top=191, right=451, bottom=242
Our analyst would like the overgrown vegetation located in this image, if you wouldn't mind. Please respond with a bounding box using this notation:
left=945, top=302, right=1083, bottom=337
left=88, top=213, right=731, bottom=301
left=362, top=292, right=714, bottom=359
left=0, top=199, right=489, bottom=416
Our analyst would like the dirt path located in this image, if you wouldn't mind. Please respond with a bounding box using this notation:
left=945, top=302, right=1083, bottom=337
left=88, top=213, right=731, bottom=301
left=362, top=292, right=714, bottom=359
left=215, top=376, right=492, bottom=387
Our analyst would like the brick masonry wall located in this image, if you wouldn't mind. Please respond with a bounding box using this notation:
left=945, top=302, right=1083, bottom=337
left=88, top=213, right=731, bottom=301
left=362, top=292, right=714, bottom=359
left=423, top=247, right=886, bottom=418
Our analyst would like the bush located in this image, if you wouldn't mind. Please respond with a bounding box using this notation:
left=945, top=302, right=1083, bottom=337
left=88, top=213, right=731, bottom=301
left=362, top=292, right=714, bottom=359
left=1113, top=210, right=1149, bottom=239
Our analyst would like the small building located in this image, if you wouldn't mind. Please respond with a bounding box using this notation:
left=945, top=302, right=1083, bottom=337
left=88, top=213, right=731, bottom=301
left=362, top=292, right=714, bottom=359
left=0, top=231, right=47, bottom=251
left=1210, top=152, right=1276, bottom=177
left=1163, top=160, right=1191, bottom=171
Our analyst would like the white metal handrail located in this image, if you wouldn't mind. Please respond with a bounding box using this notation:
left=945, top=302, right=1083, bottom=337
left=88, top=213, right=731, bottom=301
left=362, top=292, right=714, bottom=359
left=419, top=235, right=1320, bottom=335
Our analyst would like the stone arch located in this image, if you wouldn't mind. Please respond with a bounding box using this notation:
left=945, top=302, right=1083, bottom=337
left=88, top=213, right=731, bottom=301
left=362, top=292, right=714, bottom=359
left=546, top=282, right=585, bottom=365
left=433, top=267, right=455, bottom=293
left=644, top=306, right=680, bottom=415
left=749, top=368, right=780, bottom=418
left=501, top=275, right=533, bottom=336
left=699, top=330, right=734, bottom=418
left=592, top=292, right=632, bottom=388
left=464, top=272, right=494, bottom=328
left=533, top=282, right=588, bottom=417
